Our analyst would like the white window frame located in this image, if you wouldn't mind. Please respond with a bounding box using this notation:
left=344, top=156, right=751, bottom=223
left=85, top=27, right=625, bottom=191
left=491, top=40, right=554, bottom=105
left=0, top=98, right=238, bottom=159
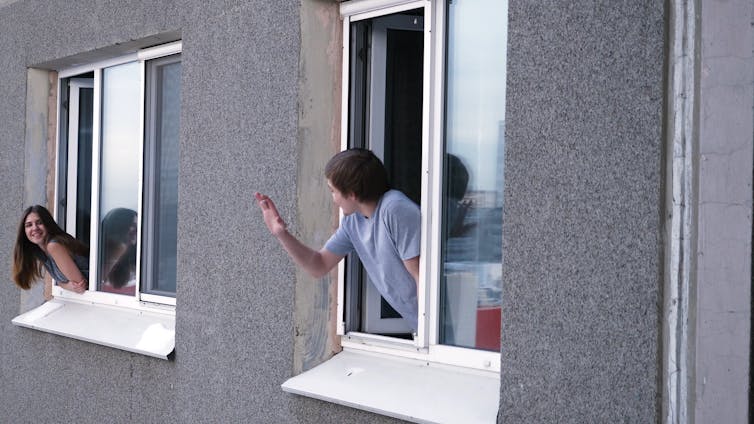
left=64, top=78, right=93, bottom=238
left=52, top=41, right=182, bottom=312
left=350, top=11, right=424, bottom=336
left=13, top=42, right=181, bottom=360
left=336, top=0, right=501, bottom=373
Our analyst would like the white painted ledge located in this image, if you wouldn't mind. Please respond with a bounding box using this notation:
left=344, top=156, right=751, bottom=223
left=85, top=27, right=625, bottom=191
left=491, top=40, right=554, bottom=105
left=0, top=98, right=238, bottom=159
left=282, top=349, right=500, bottom=423
left=12, top=298, right=175, bottom=359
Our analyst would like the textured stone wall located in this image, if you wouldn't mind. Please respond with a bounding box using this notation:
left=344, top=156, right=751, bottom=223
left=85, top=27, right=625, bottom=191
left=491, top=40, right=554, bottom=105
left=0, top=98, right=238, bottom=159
left=501, top=1, right=665, bottom=422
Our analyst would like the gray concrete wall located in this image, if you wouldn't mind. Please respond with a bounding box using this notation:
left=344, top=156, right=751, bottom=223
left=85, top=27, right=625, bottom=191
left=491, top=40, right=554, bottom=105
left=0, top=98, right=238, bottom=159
left=692, top=0, right=753, bottom=422
left=11, top=0, right=747, bottom=423
left=0, top=1, right=394, bottom=422
left=500, top=1, right=665, bottom=422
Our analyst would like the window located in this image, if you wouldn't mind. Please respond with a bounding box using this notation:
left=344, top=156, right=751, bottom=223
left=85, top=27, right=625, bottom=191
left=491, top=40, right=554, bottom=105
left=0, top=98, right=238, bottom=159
left=55, top=42, right=181, bottom=306
left=12, top=42, right=181, bottom=360
left=440, top=0, right=505, bottom=351
left=337, top=0, right=505, bottom=368
left=283, top=2, right=506, bottom=419
left=344, top=10, right=424, bottom=336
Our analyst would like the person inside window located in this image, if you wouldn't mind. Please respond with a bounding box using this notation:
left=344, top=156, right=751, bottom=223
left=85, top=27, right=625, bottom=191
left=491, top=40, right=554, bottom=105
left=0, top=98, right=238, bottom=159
left=12, top=205, right=89, bottom=294
left=255, top=148, right=421, bottom=331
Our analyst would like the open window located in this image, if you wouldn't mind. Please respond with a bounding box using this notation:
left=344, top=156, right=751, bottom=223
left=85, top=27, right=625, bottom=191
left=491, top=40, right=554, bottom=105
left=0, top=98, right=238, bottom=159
left=55, top=42, right=181, bottom=305
left=338, top=0, right=505, bottom=359
left=13, top=41, right=182, bottom=359
left=344, top=9, right=424, bottom=337
left=284, top=0, right=506, bottom=421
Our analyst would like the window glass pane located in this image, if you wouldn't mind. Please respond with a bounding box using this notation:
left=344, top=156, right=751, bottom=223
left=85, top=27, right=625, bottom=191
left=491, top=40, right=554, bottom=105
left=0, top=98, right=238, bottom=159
left=76, top=86, right=94, bottom=246
left=384, top=22, right=423, bottom=205
left=440, top=0, right=507, bottom=350
left=98, top=61, right=140, bottom=295
left=345, top=11, right=423, bottom=335
left=147, top=60, right=181, bottom=295
left=377, top=17, right=422, bottom=334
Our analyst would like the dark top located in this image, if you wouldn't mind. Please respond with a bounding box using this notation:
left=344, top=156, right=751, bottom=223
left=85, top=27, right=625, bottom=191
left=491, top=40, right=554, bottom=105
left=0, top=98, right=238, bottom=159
left=40, top=239, right=89, bottom=283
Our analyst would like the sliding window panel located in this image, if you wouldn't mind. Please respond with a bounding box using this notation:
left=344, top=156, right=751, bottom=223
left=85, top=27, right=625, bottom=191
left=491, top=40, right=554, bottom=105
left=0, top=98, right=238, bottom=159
left=142, top=55, right=181, bottom=297
left=440, top=0, right=506, bottom=351
left=98, top=62, right=141, bottom=296
left=63, top=77, right=94, bottom=245
left=345, top=9, right=424, bottom=336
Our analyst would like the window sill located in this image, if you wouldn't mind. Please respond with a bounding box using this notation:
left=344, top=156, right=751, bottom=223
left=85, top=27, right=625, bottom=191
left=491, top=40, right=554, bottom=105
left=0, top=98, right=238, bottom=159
left=282, top=348, right=500, bottom=423
left=11, top=298, right=175, bottom=359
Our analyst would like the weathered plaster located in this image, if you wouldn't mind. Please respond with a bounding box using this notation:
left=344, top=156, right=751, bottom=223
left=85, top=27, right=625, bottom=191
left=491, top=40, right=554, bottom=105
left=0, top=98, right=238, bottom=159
left=692, top=1, right=753, bottom=422
left=294, top=0, right=344, bottom=374
left=663, top=1, right=697, bottom=422
left=666, top=1, right=754, bottom=422
left=18, top=68, right=52, bottom=314
left=46, top=71, right=58, bottom=211
left=24, top=69, right=50, bottom=210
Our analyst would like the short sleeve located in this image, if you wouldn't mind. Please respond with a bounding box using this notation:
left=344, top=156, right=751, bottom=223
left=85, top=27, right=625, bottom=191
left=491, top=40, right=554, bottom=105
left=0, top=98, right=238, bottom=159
left=324, top=223, right=354, bottom=256
left=383, top=196, right=421, bottom=260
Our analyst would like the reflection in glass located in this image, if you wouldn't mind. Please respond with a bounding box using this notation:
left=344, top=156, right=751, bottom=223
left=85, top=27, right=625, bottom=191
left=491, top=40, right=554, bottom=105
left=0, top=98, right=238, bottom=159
left=440, top=0, right=507, bottom=350
left=98, top=61, right=140, bottom=295
left=76, top=87, right=93, bottom=246
left=100, top=208, right=138, bottom=293
left=147, top=60, right=180, bottom=295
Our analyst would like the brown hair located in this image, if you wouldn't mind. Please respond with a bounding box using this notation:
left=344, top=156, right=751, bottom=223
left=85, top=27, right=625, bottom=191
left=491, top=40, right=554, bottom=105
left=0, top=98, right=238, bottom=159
left=324, top=148, right=389, bottom=203
left=12, top=205, right=88, bottom=290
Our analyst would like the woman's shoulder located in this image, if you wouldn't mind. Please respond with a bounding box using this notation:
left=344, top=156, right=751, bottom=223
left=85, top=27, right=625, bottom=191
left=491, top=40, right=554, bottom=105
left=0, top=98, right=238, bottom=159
left=46, top=238, right=70, bottom=254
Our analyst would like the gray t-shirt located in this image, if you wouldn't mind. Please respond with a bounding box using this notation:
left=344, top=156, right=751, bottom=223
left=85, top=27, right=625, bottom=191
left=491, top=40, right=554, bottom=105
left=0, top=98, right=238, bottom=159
left=324, top=190, right=420, bottom=331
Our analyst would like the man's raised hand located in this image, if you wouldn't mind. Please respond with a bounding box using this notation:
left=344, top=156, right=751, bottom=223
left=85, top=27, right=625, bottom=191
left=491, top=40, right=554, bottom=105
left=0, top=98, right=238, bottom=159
left=255, top=192, right=288, bottom=237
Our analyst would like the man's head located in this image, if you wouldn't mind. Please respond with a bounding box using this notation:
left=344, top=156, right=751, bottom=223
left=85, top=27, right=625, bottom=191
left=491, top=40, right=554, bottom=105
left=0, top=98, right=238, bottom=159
left=324, top=148, right=389, bottom=203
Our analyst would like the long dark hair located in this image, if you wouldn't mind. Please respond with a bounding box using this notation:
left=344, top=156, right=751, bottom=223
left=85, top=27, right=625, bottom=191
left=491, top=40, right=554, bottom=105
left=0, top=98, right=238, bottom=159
left=12, top=205, right=88, bottom=290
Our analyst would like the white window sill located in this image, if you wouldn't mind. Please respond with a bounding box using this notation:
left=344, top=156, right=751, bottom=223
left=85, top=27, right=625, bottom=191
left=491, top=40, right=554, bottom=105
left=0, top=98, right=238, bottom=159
left=12, top=298, right=175, bottom=359
left=282, top=348, right=500, bottom=423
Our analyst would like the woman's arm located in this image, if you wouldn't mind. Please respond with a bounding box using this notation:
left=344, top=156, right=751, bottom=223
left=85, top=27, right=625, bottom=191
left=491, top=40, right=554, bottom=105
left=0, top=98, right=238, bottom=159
left=46, top=242, right=87, bottom=294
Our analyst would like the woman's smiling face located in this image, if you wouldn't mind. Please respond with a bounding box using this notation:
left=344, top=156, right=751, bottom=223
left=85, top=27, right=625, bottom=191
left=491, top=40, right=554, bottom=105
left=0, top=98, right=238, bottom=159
left=24, top=212, right=47, bottom=246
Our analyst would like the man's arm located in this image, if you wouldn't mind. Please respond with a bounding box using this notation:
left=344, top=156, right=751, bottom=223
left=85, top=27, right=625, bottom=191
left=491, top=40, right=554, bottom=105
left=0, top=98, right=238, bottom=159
left=255, top=192, right=343, bottom=278
left=403, top=255, right=420, bottom=294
